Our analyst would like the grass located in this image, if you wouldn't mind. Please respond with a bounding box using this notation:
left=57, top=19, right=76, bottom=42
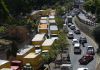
left=74, top=16, right=94, bottom=38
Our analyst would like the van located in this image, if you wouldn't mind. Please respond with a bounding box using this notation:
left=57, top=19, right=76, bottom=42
left=74, top=43, right=81, bottom=54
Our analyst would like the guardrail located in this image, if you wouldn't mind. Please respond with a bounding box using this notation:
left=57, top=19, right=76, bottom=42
left=77, top=15, right=97, bottom=26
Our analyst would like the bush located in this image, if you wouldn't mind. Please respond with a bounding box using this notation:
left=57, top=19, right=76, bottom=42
left=0, top=26, right=6, bottom=33
left=55, top=16, right=64, bottom=29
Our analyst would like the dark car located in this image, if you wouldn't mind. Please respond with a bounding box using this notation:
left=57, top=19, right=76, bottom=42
left=79, top=37, right=87, bottom=44
left=79, top=54, right=94, bottom=65
left=70, top=25, right=76, bottom=30
left=74, top=29, right=81, bottom=34
left=74, top=47, right=81, bottom=54
left=67, top=32, right=74, bottom=39
left=86, top=46, right=95, bottom=55
left=68, top=23, right=72, bottom=27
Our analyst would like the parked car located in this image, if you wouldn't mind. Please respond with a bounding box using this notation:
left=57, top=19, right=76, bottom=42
left=72, top=39, right=79, bottom=45
left=67, top=32, right=74, bottom=39
left=74, top=43, right=81, bottom=54
left=68, top=23, right=72, bottom=27
left=60, top=64, right=72, bottom=70
left=74, top=29, right=81, bottom=34
left=70, top=25, right=76, bottom=30
left=79, top=54, right=94, bottom=65
left=86, top=46, right=95, bottom=55
left=77, top=68, right=88, bottom=70
left=79, top=37, right=87, bottom=44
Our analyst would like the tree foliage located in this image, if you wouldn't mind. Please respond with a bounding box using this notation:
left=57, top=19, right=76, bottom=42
left=84, top=0, right=100, bottom=22
left=93, top=25, right=100, bottom=45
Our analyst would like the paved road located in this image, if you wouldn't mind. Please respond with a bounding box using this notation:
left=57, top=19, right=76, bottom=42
left=65, top=15, right=97, bottom=70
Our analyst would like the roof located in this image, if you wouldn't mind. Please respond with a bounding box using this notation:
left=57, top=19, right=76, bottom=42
left=42, top=50, right=49, bottom=52
left=77, top=68, right=88, bottom=70
left=41, top=17, right=48, bottom=20
left=73, top=39, right=78, bottom=41
left=88, top=46, right=93, bottom=47
left=17, top=45, right=34, bottom=55
left=50, top=25, right=58, bottom=30
left=74, top=43, right=80, bottom=47
left=24, top=52, right=40, bottom=58
left=35, top=49, right=41, bottom=54
left=32, top=34, right=45, bottom=41
left=49, top=16, right=55, bottom=19
left=49, top=20, right=56, bottom=23
left=67, top=16, right=72, bottom=18
left=69, top=32, right=73, bottom=34
left=1, top=68, right=11, bottom=70
left=39, top=24, right=48, bottom=29
left=42, top=39, right=55, bottom=46
left=61, top=64, right=72, bottom=67
left=40, top=20, right=48, bottom=24
left=0, top=60, right=9, bottom=66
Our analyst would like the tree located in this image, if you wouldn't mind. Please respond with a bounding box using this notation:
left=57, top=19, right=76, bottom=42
left=84, top=0, right=100, bottom=22
left=93, top=25, right=100, bottom=53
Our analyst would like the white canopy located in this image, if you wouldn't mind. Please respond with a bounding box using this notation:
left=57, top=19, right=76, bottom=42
left=24, top=52, right=40, bottom=58
left=50, top=25, right=58, bottom=30
left=49, top=16, right=55, bottom=19
left=40, top=20, right=48, bottom=24
left=42, top=50, right=49, bottom=52
left=17, top=45, right=34, bottom=55
left=32, top=34, right=45, bottom=42
left=1, top=68, right=11, bottom=70
left=49, top=20, right=56, bottom=23
left=41, top=17, right=48, bottom=20
left=42, top=39, right=55, bottom=46
left=0, top=60, right=9, bottom=66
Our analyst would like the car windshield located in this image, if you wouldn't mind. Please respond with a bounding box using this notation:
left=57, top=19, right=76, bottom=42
left=88, top=47, right=94, bottom=51
left=73, top=40, right=78, bottom=43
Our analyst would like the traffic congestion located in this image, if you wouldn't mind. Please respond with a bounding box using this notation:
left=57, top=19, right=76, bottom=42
left=65, top=10, right=96, bottom=70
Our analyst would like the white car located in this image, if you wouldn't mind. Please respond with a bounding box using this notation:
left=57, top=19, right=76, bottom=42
left=72, top=39, right=79, bottom=45
left=77, top=68, right=88, bottom=70
left=68, top=32, right=74, bottom=39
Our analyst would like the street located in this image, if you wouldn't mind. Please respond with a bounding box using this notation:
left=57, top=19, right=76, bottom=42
left=65, top=15, right=97, bottom=70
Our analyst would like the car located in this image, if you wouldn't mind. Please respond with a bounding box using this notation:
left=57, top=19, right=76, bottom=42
left=86, top=46, right=95, bottom=55
left=74, top=43, right=81, bottom=54
left=67, top=32, right=74, bottom=39
left=74, top=29, right=81, bottom=34
left=60, top=64, right=72, bottom=70
left=79, top=54, right=94, bottom=65
left=77, top=68, right=88, bottom=70
left=79, top=37, right=87, bottom=44
left=68, top=23, right=72, bottom=27
left=70, top=25, right=76, bottom=30
left=72, top=39, right=79, bottom=45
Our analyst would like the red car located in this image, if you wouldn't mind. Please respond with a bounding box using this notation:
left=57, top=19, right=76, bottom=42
left=79, top=54, right=94, bottom=65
